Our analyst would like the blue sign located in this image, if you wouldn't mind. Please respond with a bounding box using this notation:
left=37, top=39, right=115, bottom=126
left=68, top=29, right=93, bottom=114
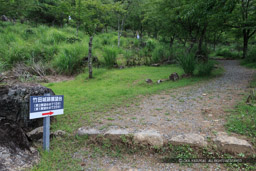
left=29, top=95, right=64, bottom=119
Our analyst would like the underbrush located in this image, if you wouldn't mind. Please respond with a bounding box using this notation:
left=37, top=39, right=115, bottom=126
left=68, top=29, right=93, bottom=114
left=0, top=22, right=180, bottom=75
left=176, top=53, right=196, bottom=75
left=215, top=47, right=241, bottom=59
left=103, top=46, right=118, bottom=67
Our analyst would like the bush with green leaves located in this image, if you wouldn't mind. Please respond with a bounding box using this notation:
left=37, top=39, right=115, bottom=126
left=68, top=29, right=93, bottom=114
left=216, top=48, right=240, bottom=59
left=103, top=47, right=118, bottom=67
left=176, top=53, right=196, bottom=75
left=145, top=39, right=157, bottom=51
left=196, top=60, right=215, bottom=76
left=151, top=45, right=170, bottom=63
left=53, top=43, right=87, bottom=75
left=246, top=47, right=256, bottom=62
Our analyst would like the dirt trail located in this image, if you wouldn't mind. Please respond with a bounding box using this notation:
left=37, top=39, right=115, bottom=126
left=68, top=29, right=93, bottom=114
left=81, top=60, right=255, bottom=170
left=96, top=60, right=254, bottom=139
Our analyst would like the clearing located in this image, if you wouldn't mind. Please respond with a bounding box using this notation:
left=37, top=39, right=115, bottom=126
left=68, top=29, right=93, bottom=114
left=72, top=60, right=255, bottom=170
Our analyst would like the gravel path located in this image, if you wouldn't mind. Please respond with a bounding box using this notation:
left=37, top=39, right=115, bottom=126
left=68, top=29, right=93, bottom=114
left=95, top=60, right=254, bottom=139
left=79, top=60, right=255, bottom=170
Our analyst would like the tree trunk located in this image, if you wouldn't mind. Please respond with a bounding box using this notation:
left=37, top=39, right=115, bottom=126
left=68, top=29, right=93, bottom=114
left=198, top=27, right=206, bottom=54
left=170, top=36, right=174, bottom=48
left=197, top=25, right=207, bottom=61
left=76, top=23, right=79, bottom=37
left=121, top=18, right=125, bottom=36
left=242, top=29, right=248, bottom=59
left=88, top=36, right=93, bottom=79
left=118, top=15, right=120, bottom=47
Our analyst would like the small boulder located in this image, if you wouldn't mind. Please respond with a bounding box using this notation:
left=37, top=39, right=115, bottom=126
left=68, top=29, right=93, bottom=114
left=134, top=130, right=164, bottom=147
left=151, top=63, right=160, bottom=67
left=213, top=132, right=254, bottom=154
left=27, top=127, right=66, bottom=141
left=157, top=80, right=163, bottom=84
left=51, top=130, right=66, bottom=138
left=26, top=126, right=43, bottom=141
left=77, top=127, right=100, bottom=137
left=146, top=79, right=153, bottom=84
left=169, top=73, right=179, bottom=81
left=169, top=133, right=207, bottom=147
left=1, top=15, right=8, bottom=22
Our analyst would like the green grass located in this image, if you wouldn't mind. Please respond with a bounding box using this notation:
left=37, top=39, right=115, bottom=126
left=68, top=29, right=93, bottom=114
left=226, top=74, right=256, bottom=137
left=226, top=102, right=256, bottom=137
left=30, top=65, right=223, bottom=170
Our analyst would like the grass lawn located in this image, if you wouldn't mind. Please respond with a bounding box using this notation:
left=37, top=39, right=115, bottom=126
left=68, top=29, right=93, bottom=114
left=32, top=64, right=222, bottom=170
left=226, top=73, right=256, bottom=137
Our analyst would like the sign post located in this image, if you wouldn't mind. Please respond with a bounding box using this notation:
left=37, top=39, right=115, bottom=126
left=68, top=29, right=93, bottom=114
left=43, top=94, right=50, bottom=151
left=29, top=94, right=64, bottom=151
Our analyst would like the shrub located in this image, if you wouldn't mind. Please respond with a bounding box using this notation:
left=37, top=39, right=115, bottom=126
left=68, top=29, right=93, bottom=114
left=133, top=39, right=140, bottom=47
left=196, top=60, right=215, bottom=77
left=216, top=48, right=240, bottom=59
left=103, top=47, right=118, bottom=67
left=53, top=44, right=87, bottom=75
left=246, top=47, right=256, bottom=62
left=145, top=39, right=157, bottom=52
left=42, top=29, right=67, bottom=44
left=7, top=42, right=31, bottom=65
left=151, top=45, right=170, bottom=63
left=177, top=53, right=196, bottom=75
left=124, top=50, right=136, bottom=66
left=101, top=37, right=111, bottom=45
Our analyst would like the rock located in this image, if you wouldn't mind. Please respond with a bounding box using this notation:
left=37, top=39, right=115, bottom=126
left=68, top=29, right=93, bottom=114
left=214, top=64, right=219, bottom=69
left=169, top=73, right=179, bottom=81
left=146, top=79, right=153, bottom=84
left=26, top=126, right=43, bottom=141
left=213, top=132, right=253, bottom=154
left=157, top=80, right=163, bottom=84
left=109, top=167, right=138, bottom=171
left=0, top=144, right=39, bottom=171
left=134, top=130, right=164, bottom=147
left=52, top=130, right=66, bottom=137
left=0, top=119, right=31, bottom=152
left=0, top=85, right=55, bottom=131
left=1, top=15, right=8, bottom=22
left=77, top=128, right=100, bottom=136
left=27, top=127, right=66, bottom=141
left=169, top=134, right=207, bottom=147
left=104, top=129, right=130, bottom=141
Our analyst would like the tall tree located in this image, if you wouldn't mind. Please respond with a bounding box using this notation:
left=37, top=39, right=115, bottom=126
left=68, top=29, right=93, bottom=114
left=74, top=0, right=112, bottom=78
left=231, top=0, right=256, bottom=58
